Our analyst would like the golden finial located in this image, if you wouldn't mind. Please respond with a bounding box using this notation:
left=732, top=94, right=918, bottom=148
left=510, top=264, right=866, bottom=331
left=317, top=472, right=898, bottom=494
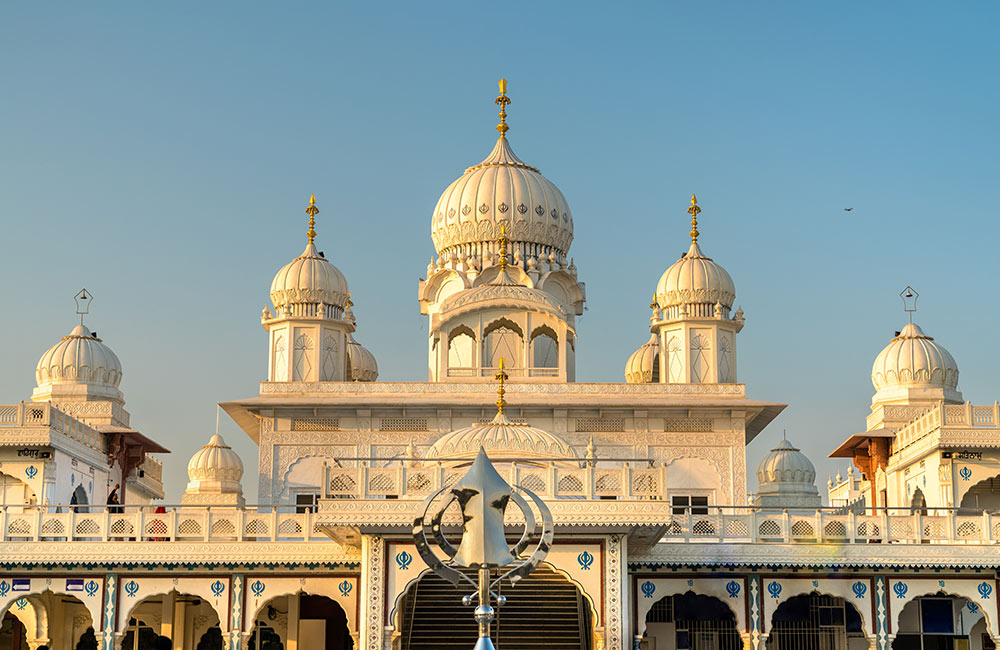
left=495, top=357, right=508, bottom=415
left=346, top=291, right=354, bottom=309
left=649, top=294, right=658, bottom=309
left=305, top=194, right=319, bottom=245
left=498, top=222, right=509, bottom=271
left=687, top=193, right=701, bottom=244
left=495, top=78, right=511, bottom=139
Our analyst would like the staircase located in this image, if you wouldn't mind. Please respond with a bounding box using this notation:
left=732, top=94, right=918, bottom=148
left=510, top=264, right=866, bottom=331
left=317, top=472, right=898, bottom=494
left=400, top=564, right=591, bottom=650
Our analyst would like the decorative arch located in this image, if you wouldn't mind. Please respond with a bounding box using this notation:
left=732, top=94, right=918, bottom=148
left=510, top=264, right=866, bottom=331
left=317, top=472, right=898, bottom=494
left=243, top=578, right=359, bottom=639
left=530, top=325, right=559, bottom=369
left=447, top=325, right=477, bottom=371
left=483, top=318, right=524, bottom=369
left=759, top=580, right=875, bottom=643
left=117, top=589, right=225, bottom=635
left=765, top=591, right=871, bottom=649
left=0, top=586, right=100, bottom=633
left=639, top=588, right=743, bottom=646
left=959, top=474, right=1000, bottom=511
left=890, top=584, right=998, bottom=644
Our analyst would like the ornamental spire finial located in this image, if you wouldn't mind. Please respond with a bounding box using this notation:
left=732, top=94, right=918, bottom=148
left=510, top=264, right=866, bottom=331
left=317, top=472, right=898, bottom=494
left=688, top=194, right=701, bottom=244
left=74, top=288, right=92, bottom=326
left=305, top=194, right=319, bottom=245
left=495, top=357, right=508, bottom=415
left=498, top=222, right=509, bottom=271
left=900, top=286, right=918, bottom=323
left=495, top=78, right=511, bottom=139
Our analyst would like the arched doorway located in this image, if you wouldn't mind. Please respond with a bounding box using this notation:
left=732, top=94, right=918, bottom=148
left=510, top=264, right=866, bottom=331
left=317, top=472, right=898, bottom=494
left=0, top=472, right=36, bottom=509
left=960, top=476, right=1000, bottom=512
left=69, top=486, right=89, bottom=514
left=643, top=592, right=740, bottom=650
left=397, top=564, right=593, bottom=650
left=893, top=594, right=990, bottom=650
left=0, top=592, right=95, bottom=650
left=766, top=594, right=867, bottom=650
left=249, top=594, right=352, bottom=650
left=0, top=612, right=28, bottom=650
left=121, top=592, right=220, bottom=650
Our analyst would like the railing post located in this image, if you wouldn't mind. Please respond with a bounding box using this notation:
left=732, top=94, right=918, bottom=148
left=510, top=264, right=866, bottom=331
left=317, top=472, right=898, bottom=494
left=659, top=463, right=668, bottom=501
left=204, top=507, right=211, bottom=542
left=966, top=401, right=974, bottom=425
left=983, top=510, right=991, bottom=543
left=322, top=462, right=328, bottom=499
left=396, top=464, right=405, bottom=498
left=815, top=509, right=823, bottom=542
left=685, top=507, right=692, bottom=542
left=548, top=464, right=557, bottom=498
left=623, top=462, right=631, bottom=499
left=994, top=401, right=1000, bottom=427
left=950, top=508, right=958, bottom=542
left=914, top=510, right=922, bottom=544
left=171, top=508, right=179, bottom=541
left=782, top=509, right=790, bottom=543
left=585, top=464, right=595, bottom=500
left=882, top=508, right=890, bottom=543
left=137, top=508, right=146, bottom=542
left=748, top=508, right=757, bottom=542
left=33, top=507, right=42, bottom=541
left=848, top=510, right=857, bottom=543
left=270, top=509, right=279, bottom=542
left=104, top=507, right=111, bottom=542
left=237, top=508, right=246, bottom=542
left=303, top=509, right=312, bottom=541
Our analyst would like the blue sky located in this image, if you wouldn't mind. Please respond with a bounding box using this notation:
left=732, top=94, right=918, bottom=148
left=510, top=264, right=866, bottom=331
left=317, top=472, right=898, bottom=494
left=2, top=2, right=998, bottom=502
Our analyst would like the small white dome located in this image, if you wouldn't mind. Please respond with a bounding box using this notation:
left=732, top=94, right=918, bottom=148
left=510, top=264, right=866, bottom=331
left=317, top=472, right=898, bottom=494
left=427, top=412, right=575, bottom=461
left=187, top=433, right=243, bottom=483
left=35, top=324, right=123, bottom=390
left=270, top=242, right=350, bottom=312
left=347, top=334, right=378, bottom=382
left=431, top=137, right=573, bottom=259
left=754, top=437, right=821, bottom=507
left=757, top=439, right=817, bottom=487
left=625, top=333, right=659, bottom=383
left=871, top=322, right=959, bottom=391
left=655, top=241, right=736, bottom=313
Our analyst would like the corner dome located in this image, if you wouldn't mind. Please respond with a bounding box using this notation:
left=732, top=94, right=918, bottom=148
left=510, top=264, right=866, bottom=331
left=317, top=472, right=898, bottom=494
left=187, top=433, right=244, bottom=483
left=347, top=334, right=378, bottom=382
left=431, top=136, right=573, bottom=260
left=625, top=333, right=659, bottom=383
left=35, top=324, right=123, bottom=392
left=871, top=322, right=959, bottom=391
left=427, top=412, right=575, bottom=461
left=655, top=241, right=736, bottom=314
left=270, top=241, right=350, bottom=312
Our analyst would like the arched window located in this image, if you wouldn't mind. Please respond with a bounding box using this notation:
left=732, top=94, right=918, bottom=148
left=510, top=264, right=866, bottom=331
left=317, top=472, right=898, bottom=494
left=690, top=333, right=711, bottom=383
left=483, top=319, right=523, bottom=369
left=448, top=326, right=476, bottom=369
left=293, top=333, right=314, bottom=381
left=530, top=326, right=558, bottom=368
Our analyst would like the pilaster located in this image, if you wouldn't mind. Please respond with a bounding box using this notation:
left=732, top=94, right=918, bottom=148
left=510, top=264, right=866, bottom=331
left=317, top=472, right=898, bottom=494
left=102, top=575, right=117, bottom=650
left=360, top=535, right=386, bottom=650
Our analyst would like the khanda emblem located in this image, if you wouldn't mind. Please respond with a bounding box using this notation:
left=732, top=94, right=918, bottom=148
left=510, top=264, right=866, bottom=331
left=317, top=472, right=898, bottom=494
left=412, top=447, right=554, bottom=650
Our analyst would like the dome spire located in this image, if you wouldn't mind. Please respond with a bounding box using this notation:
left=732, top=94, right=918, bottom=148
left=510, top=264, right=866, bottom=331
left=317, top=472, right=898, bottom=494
left=688, top=194, right=701, bottom=244
left=494, top=358, right=508, bottom=415
left=900, top=285, right=918, bottom=323
left=495, top=78, right=511, bottom=139
left=498, top=222, right=510, bottom=271
left=74, top=288, right=92, bottom=326
left=306, top=194, right=319, bottom=245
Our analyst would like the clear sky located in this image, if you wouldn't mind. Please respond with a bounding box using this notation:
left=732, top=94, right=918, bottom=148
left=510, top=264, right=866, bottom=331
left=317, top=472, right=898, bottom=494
left=2, top=2, right=998, bottom=502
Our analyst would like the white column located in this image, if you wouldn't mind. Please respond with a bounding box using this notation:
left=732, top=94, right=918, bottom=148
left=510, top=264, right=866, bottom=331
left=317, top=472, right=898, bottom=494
left=161, top=592, right=176, bottom=641
left=286, top=594, right=300, bottom=650
left=172, top=600, right=186, bottom=650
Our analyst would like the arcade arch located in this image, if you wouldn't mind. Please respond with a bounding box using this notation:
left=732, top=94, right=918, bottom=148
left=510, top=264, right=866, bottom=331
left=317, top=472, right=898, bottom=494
left=766, top=593, right=868, bottom=650
left=960, top=475, right=1000, bottom=512
left=120, top=592, right=220, bottom=650
left=248, top=594, right=352, bottom=650
left=395, top=563, right=594, bottom=650
left=642, top=592, right=741, bottom=650
left=893, top=594, right=993, bottom=650
left=0, top=592, right=93, bottom=650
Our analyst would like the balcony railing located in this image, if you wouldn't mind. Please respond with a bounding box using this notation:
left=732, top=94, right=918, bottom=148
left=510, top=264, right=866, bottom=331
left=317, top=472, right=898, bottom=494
left=322, top=460, right=664, bottom=501
left=0, top=402, right=103, bottom=452
left=0, top=505, right=329, bottom=543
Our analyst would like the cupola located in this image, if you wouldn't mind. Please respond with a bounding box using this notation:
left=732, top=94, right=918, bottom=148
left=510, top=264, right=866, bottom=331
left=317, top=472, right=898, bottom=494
left=262, top=196, right=358, bottom=382
left=182, top=433, right=244, bottom=506
left=752, top=436, right=821, bottom=508
left=32, top=289, right=131, bottom=427
left=419, top=81, right=586, bottom=383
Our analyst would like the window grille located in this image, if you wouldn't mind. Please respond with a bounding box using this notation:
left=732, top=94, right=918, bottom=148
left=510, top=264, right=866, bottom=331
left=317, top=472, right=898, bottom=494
left=379, top=417, right=428, bottom=432
left=292, top=417, right=340, bottom=431
left=575, top=417, right=624, bottom=432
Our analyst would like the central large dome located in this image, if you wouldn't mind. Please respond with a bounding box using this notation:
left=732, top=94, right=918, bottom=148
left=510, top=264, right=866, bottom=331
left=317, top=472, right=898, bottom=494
left=430, top=136, right=574, bottom=260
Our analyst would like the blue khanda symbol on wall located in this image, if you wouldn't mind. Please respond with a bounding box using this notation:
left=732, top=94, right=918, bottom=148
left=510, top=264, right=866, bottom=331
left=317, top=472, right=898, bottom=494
left=726, top=580, right=740, bottom=598
left=969, top=602, right=981, bottom=613
left=979, top=582, right=992, bottom=599
left=767, top=582, right=782, bottom=599
left=395, top=550, right=413, bottom=571
left=85, top=581, right=99, bottom=598
left=960, top=467, right=972, bottom=481
left=641, top=581, right=655, bottom=599
left=339, top=581, right=352, bottom=597
left=124, top=581, right=139, bottom=598
left=211, top=581, right=225, bottom=598
left=577, top=551, right=594, bottom=570
left=25, top=466, right=37, bottom=480
left=250, top=581, right=265, bottom=597
left=15, top=598, right=26, bottom=610
left=853, top=581, right=867, bottom=599
left=0, top=581, right=9, bottom=598
left=893, top=582, right=907, bottom=599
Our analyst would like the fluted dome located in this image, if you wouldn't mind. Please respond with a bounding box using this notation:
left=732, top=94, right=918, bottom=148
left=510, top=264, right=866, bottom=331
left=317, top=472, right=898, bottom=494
left=625, top=333, right=659, bottom=383
left=754, top=438, right=821, bottom=507
left=655, top=241, right=736, bottom=315
left=187, top=434, right=243, bottom=482
left=347, top=334, right=378, bottom=382
left=35, top=324, right=122, bottom=391
left=427, top=412, right=575, bottom=461
left=431, top=137, right=573, bottom=259
left=872, top=322, right=959, bottom=391
left=270, top=241, right=350, bottom=312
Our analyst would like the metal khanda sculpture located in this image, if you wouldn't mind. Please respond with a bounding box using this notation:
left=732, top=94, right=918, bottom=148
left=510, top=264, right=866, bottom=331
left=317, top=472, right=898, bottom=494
left=412, top=360, right=554, bottom=650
